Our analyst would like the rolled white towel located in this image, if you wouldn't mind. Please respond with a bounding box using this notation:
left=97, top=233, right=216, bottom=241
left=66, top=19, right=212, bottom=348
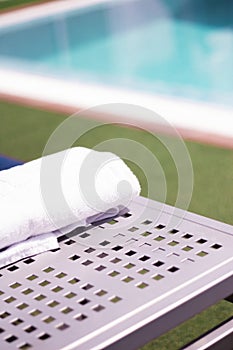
left=0, top=147, right=140, bottom=252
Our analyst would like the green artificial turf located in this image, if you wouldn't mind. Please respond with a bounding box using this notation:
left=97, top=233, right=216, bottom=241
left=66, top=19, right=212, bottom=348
left=0, top=100, right=233, bottom=349
left=0, top=0, right=50, bottom=11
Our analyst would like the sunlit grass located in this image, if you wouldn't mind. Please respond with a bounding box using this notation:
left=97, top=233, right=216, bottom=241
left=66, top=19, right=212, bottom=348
left=0, top=0, right=50, bottom=11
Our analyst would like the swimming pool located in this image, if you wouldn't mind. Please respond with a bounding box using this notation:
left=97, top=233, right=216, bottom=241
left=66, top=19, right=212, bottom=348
left=1, top=0, right=233, bottom=105
left=0, top=0, right=233, bottom=142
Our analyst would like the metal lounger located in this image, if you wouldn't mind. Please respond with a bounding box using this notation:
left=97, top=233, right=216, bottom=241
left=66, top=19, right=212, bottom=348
left=0, top=196, right=232, bottom=350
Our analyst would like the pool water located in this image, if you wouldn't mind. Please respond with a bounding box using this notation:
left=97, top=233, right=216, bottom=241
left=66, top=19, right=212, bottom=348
left=0, top=0, right=233, bottom=105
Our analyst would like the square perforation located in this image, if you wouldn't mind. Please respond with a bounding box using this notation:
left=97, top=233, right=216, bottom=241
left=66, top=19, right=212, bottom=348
left=114, top=233, right=125, bottom=238
left=43, top=316, right=55, bottom=324
left=82, top=259, right=93, bottom=266
left=64, top=292, right=76, bottom=299
left=68, top=278, right=79, bottom=285
left=99, top=240, right=110, bottom=246
left=128, top=227, right=138, bottom=232
left=211, top=243, right=222, bottom=249
left=197, top=238, right=207, bottom=244
left=137, top=282, right=148, bottom=289
left=51, top=286, right=63, bottom=293
left=125, top=250, right=136, bottom=256
left=108, top=271, right=120, bottom=277
left=168, top=266, right=180, bottom=273
left=27, top=274, right=38, bottom=281
left=154, top=235, right=165, bottom=241
left=152, top=274, right=164, bottom=281
left=95, top=289, right=107, bottom=297
left=107, top=219, right=118, bottom=225
left=0, top=311, right=10, bottom=319
left=38, top=333, right=51, bottom=340
left=168, top=240, right=179, bottom=246
left=24, top=326, right=37, bottom=333
left=122, top=276, right=134, bottom=283
left=17, top=303, right=28, bottom=310
left=4, top=296, right=16, bottom=303
left=92, top=305, right=105, bottom=312
left=82, top=283, right=93, bottom=291
left=18, top=343, right=32, bottom=349
left=138, top=268, right=149, bottom=275
left=181, top=258, right=195, bottom=263
left=84, top=247, right=95, bottom=253
left=110, top=257, right=122, bottom=264
left=55, top=272, right=67, bottom=279
left=182, top=246, right=193, bottom=252
left=141, top=219, right=152, bottom=225
left=47, top=300, right=60, bottom=308
left=61, top=307, right=73, bottom=315
left=5, top=335, right=18, bottom=343
left=56, top=323, right=70, bottom=331
left=79, top=298, right=90, bottom=306
left=75, top=314, right=87, bottom=321
left=169, top=229, right=179, bottom=234
left=64, top=239, right=76, bottom=246
left=7, top=265, right=19, bottom=272
left=95, top=265, right=106, bottom=272
left=22, top=288, right=33, bottom=295
left=122, top=212, right=132, bottom=218
left=29, top=309, right=42, bottom=317
left=80, top=233, right=90, bottom=239
left=69, top=254, right=80, bottom=261
left=109, top=296, right=122, bottom=303
left=10, top=282, right=21, bottom=289
left=112, top=245, right=123, bottom=251
left=124, top=263, right=135, bottom=269
left=139, top=255, right=150, bottom=262
left=39, top=280, right=50, bottom=287
left=141, top=231, right=152, bottom=237
left=167, top=252, right=180, bottom=258
left=97, top=252, right=108, bottom=258
left=23, top=258, right=35, bottom=265
left=182, top=233, right=193, bottom=239
left=11, top=318, right=24, bottom=326
left=155, top=224, right=165, bottom=230
left=197, top=251, right=208, bottom=257
left=139, top=242, right=152, bottom=248
left=153, top=260, right=165, bottom=267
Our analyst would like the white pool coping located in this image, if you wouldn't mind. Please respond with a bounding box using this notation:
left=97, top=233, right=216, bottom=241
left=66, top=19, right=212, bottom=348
left=0, top=0, right=233, bottom=144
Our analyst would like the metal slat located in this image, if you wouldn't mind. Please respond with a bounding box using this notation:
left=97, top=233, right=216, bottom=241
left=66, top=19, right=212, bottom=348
left=182, top=317, right=233, bottom=350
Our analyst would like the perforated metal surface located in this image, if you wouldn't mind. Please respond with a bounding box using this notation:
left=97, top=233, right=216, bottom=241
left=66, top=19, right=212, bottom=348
left=0, top=197, right=233, bottom=350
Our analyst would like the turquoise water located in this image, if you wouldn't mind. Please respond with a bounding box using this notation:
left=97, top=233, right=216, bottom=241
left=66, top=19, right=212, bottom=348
left=0, top=0, right=233, bottom=105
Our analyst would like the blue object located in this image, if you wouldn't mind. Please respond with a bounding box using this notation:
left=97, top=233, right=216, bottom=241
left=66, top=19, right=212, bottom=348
left=0, top=0, right=232, bottom=105
left=0, top=155, right=22, bottom=171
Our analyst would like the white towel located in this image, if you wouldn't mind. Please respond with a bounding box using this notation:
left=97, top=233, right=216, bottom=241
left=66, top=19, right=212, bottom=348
left=0, top=233, right=59, bottom=268
left=0, top=147, right=140, bottom=267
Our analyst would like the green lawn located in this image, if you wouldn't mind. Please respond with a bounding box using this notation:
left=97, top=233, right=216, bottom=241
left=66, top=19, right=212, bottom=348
left=0, top=100, right=233, bottom=349
left=0, top=0, right=49, bottom=12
